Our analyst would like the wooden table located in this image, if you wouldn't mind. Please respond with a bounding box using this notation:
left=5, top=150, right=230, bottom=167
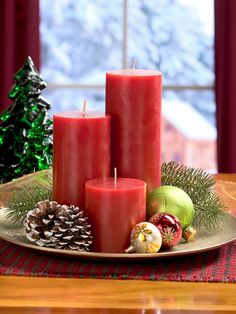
left=0, top=173, right=236, bottom=314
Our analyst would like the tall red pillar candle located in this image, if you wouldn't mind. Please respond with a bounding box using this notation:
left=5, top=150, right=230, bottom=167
left=106, top=69, right=162, bottom=193
left=85, top=177, right=146, bottom=253
left=53, top=111, right=111, bottom=209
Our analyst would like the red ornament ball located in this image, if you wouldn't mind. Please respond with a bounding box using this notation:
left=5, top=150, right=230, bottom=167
left=149, top=213, right=182, bottom=249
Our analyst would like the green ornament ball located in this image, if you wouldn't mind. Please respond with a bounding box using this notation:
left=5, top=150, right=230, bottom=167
left=147, top=185, right=195, bottom=229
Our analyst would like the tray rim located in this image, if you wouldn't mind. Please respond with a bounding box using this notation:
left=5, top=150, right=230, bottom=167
left=0, top=213, right=236, bottom=261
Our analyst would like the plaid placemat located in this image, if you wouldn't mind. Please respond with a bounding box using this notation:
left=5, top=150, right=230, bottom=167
left=0, top=239, right=235, bottom=282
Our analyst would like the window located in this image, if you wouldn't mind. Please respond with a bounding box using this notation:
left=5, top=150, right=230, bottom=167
left=40, top=0, right=215, bottom=171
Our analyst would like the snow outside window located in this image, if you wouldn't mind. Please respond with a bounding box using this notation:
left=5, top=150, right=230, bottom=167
left=40, top=0, right=215, bottom=171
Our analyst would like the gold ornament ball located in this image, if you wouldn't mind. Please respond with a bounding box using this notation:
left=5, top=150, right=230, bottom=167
left=147, top=185, right=195, bottom=229
left=127, top=222, right=162, bottom=253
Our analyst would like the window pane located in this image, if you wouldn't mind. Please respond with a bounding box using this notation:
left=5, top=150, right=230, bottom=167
left=40, top=0, right=217, bottom=171
left=128, top=0, right=214, bottom=86
left=44, top=89, right=105, bottom=115
left=162, top=90, right=216, bottom=171
left=163, top=89, right=215, bottom=125
left=40, top=0, right=123, bottom=84
left=128, top=0, right=216, bottom=171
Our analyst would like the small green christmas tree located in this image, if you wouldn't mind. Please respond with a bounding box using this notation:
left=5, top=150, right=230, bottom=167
left=0, top=56, right=53, bottom=183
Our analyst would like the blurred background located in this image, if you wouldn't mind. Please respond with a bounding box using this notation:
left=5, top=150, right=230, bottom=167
left=4, top=0, right=235, bottom=174
left=40, top=0, right=215, bottom=171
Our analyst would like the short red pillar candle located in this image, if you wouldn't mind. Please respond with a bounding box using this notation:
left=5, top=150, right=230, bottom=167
left=53, top=111, right=111, bottom=209
left=85, top=177, right=146, bottom=253
left=106, top=69, right=162, bottom=193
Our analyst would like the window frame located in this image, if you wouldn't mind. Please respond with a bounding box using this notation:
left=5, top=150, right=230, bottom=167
left=45, top=0, right=214, bottom=93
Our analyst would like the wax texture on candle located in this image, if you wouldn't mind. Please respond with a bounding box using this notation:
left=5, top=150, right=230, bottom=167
left=53, top=111, right=111, bottom=210
left=85, top=177, right=146, bottom=253
left=106, top=69, right=162, bottom=193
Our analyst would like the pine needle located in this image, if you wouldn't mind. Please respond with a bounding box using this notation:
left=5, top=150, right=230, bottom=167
left=193, top=192, right=226, bottom=230
left=162, top=161, right=215, bottom=190
left=161, top=161, right=227, bottom=230
left=5, top=182, right=52, bottom=227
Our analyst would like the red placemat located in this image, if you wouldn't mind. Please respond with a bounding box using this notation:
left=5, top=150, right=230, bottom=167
left=0, top=239, right=235, bottom=282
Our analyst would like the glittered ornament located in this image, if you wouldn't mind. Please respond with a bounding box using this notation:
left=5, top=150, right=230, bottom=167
left=125, top=222, right=162, bottom=253
left=182, top=225, right=197, bottom=242
left=147, top=185, right=194, bottom=229
left=0, top=56, right=53, bottom=183
left=149, top=213, right=182, bottom=249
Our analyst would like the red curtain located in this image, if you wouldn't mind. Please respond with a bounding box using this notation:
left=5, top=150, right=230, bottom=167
left=215, top=0, right=236, bottom=172
left=0, top=0, right=40, bottom=112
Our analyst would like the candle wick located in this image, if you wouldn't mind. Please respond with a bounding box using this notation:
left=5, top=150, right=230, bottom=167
left=83, top=99, right=87, bottom=115
left=132, top=59, right=136, bottom=75
left=82, top=99, right=87, bottom=118
left=114, top=167, right=117, bottom=185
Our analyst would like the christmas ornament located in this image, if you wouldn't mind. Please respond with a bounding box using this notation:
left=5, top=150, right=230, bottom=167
left=5, top=161, right=226, bottom=232
left=0, top=56, right=53, bottom=183
left=125, top=222, right=162, bottom=253
left=149, top=213, right=182, bottom=249
left=147, top=185, right=194, bottom=229
left=161, top=161, right=226, bottom=230
left=182, top=225, right=197, bottom=242
left=25, top=200, right=92, bottom=251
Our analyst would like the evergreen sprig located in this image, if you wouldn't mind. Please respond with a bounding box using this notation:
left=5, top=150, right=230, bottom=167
left=161, top=161, right=226, bottom=230
left=5, top=183, right=52, bottom=227
left=193, top=192, right=226, bottom=229
left=4, top=162, right=227, bottom=230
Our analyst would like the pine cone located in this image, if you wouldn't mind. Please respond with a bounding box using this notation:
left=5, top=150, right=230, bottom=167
left=25, top=200, right=92, bottom=251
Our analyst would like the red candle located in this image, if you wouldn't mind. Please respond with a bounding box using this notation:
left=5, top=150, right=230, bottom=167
left=85, top=176, right=146, bottom=253
left=53, top=111, right=111, bottom=209
left=106, top=69, right=162, bottom=193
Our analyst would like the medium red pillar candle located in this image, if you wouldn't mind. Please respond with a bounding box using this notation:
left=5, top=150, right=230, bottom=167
left=106, top=69, right=162, bottom=193
left=85, top=177, right=146, bottom=253
left=53, top=111, right=111, bottom=209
